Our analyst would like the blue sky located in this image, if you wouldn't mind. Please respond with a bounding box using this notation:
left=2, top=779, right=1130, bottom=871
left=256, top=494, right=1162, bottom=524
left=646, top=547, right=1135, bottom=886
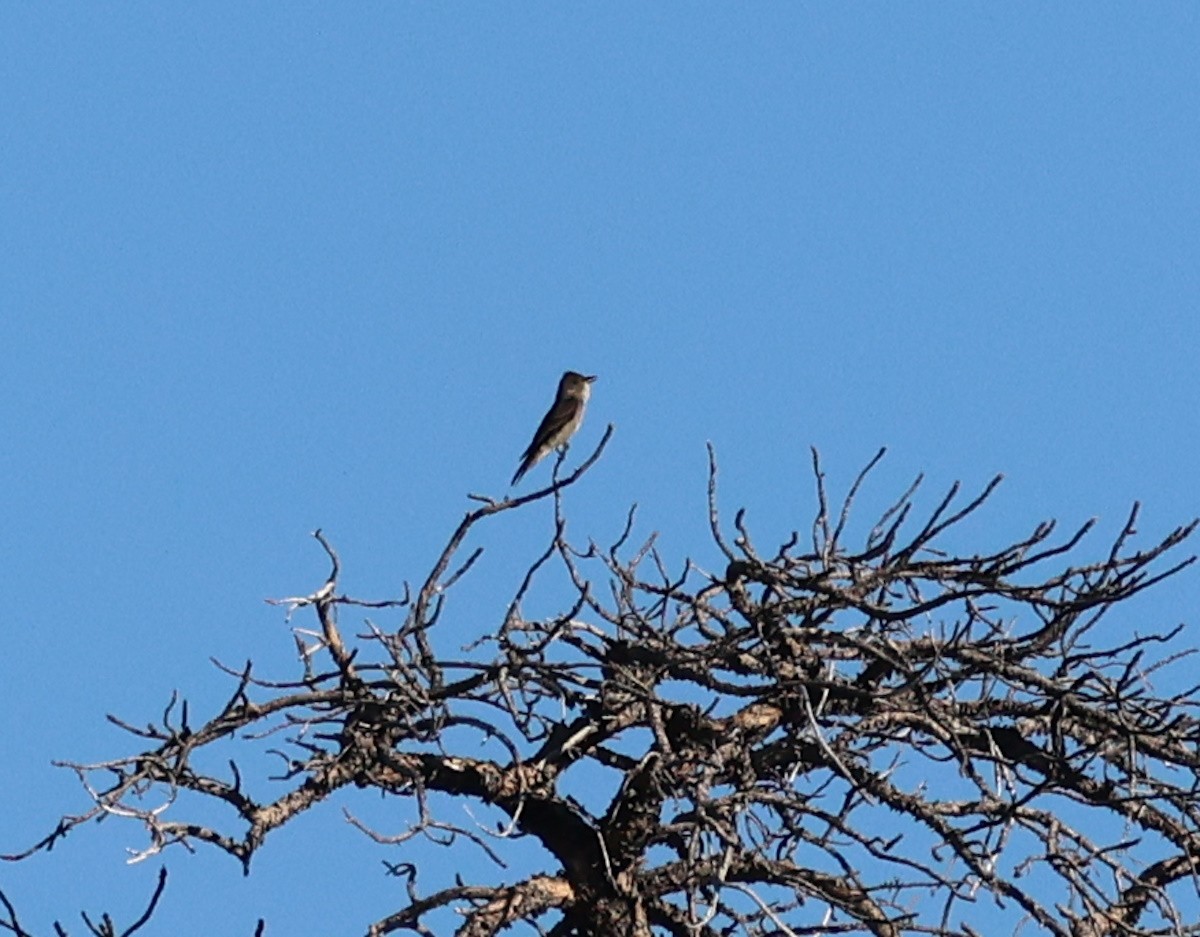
left=2, top=5, right=1198, bottom=934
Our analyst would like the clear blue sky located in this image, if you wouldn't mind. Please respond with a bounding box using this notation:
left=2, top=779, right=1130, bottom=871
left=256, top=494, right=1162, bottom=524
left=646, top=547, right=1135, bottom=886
left=2, top=5, right=1198, bottom=933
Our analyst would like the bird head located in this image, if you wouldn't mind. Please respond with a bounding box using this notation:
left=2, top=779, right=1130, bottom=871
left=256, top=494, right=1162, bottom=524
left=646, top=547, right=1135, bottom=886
left=562, top=371, right=597, bottom=397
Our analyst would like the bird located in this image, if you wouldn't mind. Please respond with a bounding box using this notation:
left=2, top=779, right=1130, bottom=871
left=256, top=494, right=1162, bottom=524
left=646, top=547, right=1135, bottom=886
left=511, top=371, right=597, bottom=486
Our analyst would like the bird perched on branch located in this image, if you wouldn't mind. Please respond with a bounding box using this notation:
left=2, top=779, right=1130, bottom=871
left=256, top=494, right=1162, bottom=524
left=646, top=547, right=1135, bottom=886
left=511, top=371, right=597, bottom=486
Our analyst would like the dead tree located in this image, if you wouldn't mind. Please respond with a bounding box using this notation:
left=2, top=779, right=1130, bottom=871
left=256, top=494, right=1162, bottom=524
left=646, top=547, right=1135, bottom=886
left=6, top=433, right=1200, bottom=937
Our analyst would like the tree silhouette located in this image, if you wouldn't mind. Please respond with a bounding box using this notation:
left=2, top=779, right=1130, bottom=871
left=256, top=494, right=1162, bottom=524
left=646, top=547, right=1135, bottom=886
left=5, top=434, right=1200, bottom=937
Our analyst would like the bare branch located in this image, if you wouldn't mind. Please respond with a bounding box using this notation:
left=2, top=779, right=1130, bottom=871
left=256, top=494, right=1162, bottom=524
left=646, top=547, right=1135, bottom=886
left=10, top=446, right=1199, bottom=937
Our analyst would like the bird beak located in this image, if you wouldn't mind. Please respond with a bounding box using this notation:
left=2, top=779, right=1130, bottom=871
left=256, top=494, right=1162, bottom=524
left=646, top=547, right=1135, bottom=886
left=584, top=374, right=598, bottom=383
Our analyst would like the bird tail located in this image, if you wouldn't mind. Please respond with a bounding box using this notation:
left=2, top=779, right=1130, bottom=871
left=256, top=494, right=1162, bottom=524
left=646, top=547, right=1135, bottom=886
left=511, top=458, right=532, bottom=487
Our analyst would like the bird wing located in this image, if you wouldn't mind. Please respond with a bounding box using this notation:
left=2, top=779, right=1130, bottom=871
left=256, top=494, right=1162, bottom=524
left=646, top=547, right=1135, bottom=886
left=511, top=394, right=581, bottom=485
left=520, top=394, right=579, bottom=461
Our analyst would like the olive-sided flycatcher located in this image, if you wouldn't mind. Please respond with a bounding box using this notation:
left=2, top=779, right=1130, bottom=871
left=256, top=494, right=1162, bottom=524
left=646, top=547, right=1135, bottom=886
left=511, top=371, right=597, bottom=486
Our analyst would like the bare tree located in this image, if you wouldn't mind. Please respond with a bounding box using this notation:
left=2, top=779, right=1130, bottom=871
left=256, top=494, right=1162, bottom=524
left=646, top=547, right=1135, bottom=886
left=6, top=434, right=1200, bottom=937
